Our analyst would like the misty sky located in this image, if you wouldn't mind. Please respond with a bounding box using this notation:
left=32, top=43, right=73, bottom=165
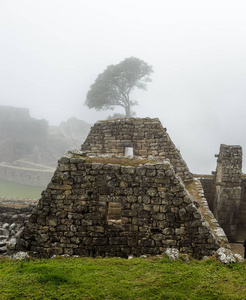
left=1, top=0, right=246, bottom=174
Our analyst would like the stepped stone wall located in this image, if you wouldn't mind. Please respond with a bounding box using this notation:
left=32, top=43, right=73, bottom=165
left=214, top=144, right=242, bottom=241
left=16, top=154, right=220, bottom=259
left=81, top=118, right=193, bottom=183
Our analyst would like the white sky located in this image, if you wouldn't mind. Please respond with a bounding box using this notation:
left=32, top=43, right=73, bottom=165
left=1, top=0, right=246, bottom=173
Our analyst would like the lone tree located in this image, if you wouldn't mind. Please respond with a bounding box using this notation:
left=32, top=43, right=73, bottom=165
left=85, top=57, right=153, bottom=117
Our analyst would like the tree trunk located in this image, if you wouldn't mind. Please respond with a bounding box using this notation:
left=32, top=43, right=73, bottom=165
left=125, top=99, right=131, bottom=117
left=125, top=105, right=131, bottom=118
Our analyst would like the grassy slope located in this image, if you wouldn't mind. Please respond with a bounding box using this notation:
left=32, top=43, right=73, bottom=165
left=0, top=180, right=43, bottom=199
left=0, top=256, right=246, bottom=299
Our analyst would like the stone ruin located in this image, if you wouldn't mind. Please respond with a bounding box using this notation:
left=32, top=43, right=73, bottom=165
left=15, top=156, right=222, bottom=259
left=200, top=144, right=246, bottom=243
left=81, top=118, right=193, bottom=183
left=13, top=118, right=227, bottom=259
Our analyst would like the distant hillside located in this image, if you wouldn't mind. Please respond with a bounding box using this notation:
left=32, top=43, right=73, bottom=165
left=59, top=117, right=91, bottom=141
left=0, top=106, right=91, bottom=166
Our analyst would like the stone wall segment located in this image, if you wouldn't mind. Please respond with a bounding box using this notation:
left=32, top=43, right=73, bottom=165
left=81, top=118, right=193, bottom=182
left=214, top=144, right=242, bottom=241
left=239, top=178, right=246, bottom=228
left=16, top=153, right=220, bottom=259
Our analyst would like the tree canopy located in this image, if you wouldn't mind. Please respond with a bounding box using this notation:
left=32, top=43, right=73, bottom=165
left=85, top=57, right=153, bottom=117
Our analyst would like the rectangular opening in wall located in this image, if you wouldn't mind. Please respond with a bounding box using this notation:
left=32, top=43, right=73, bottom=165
left=107, top=202, right=122, bottom=225
left=125, top=147, right=133, bottom=157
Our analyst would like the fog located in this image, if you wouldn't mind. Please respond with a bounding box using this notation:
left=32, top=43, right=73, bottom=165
left=1, top=0, right=246, bottom=174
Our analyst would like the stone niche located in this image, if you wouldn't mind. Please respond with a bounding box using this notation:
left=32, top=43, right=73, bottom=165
left=16, top=154, right=220, bottom=259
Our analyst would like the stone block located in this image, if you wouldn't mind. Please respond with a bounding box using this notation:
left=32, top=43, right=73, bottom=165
left=109, top=237, right=126, bottom=245
left=46, top=216, right=58, bottom=226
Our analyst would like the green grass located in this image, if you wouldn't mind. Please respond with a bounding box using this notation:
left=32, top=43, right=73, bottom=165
left=72, top=155, right=158, bottom=167
left=0, top=179, right=43, bottom=199
left=0, top=256, right=246, bottom=299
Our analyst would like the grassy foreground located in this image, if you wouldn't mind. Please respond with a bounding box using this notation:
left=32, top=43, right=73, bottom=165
left=0, top=256, right=246, bottom=299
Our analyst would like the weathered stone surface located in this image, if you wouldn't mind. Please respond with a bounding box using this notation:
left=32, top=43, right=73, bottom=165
left=215, top=247, right=237, bottom=264
left=165, top=248, right=179, bottom=260
left=7, top=238, right=17, bottom=250
left=12, top=251, right=29, bottom=260
left=234, top=253, right=244, bottom=262
left=0, top=246, right=7, bottom=253
left=214, top=145, right=242, bottom=241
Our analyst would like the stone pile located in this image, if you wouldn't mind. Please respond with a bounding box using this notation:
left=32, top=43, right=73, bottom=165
left=215, top=247, right=243, bottom=264
left=0, top=198, right=37, bottom=256
left=15, top=153, right=220, bottom=259
left=0, top=223, right=22, bottom=255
